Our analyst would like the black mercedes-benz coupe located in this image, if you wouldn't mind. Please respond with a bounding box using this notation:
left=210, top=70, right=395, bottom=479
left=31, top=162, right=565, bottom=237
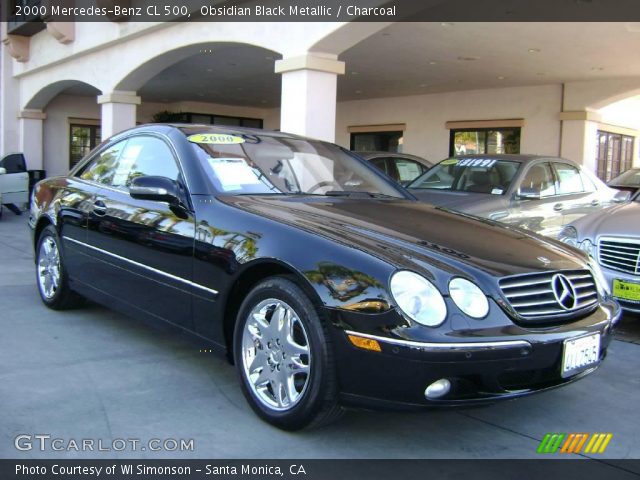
left=29, top=124, right=620, bottom=430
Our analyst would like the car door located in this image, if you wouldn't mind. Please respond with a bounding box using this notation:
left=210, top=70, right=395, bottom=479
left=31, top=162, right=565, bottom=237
left=0, top=153, right=29, bottom=204
left=550, top=162, right=595, bottom=228
left=85, top=134, right=196, bottom=329
left=506, top=161, right=564, bottom=235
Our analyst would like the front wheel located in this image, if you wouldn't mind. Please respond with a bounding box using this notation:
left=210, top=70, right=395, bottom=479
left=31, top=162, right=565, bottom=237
left=36, top=225, right=84, bottom=310
left=233, top=276, right=342, bottom=430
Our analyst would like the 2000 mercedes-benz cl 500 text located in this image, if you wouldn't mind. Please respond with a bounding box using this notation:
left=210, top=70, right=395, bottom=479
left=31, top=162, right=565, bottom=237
left=30, top=125, right=620, bottom=430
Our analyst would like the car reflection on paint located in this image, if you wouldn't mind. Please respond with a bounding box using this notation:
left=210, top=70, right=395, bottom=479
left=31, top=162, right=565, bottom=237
left=30, top=124, right=619, bottom=430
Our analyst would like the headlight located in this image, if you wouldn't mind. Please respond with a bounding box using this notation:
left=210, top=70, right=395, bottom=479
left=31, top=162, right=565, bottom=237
left=558, top=226, right=578, bottom=246
left=578, top=239, right=596, bottom=258
left=588, top=258, right=611, bottom=296
left=449, top=278, right=489, bottom=318
left=390, top=271, right=447, bottom=327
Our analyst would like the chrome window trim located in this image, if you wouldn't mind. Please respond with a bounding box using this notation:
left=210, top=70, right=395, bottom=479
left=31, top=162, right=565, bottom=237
left=63, top=236, right=218, bottom=296
left=344, top=330, right=531, bottom=352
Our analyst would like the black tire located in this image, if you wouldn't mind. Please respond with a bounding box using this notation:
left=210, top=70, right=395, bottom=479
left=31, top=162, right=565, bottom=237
left=35, top=225, right=85, bottom=310
left=233, top=276, right=343, bottom=430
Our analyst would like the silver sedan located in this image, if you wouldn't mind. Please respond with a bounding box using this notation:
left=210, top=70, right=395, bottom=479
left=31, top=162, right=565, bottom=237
left=559, top=192, right=640, bottom=314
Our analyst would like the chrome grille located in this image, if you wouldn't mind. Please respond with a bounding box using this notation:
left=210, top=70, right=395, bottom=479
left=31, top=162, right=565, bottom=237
left=598, top=237, right=640, bottom=275
left=499, top=270, right=598, bottom=322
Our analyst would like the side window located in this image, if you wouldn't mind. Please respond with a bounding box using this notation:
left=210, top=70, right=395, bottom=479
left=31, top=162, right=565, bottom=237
left=369, top=157, right=388, bottom=175
left=391, top=158, right=424, bottom=183
left=520, top=163, right=556, bottom=197
left=554, top=163, right=584, bottom=195
left=111, top=136, right=180, bottom=189
left=78, top=141, right=126, bottom=185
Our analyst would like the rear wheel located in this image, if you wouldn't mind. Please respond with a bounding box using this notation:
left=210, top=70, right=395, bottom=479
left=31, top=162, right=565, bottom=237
left=36, top=225, right=84, bottom=310
left=233, top=276, right=343, bottom=430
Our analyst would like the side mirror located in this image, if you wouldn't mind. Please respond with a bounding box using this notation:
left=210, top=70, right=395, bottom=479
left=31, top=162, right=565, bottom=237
left=516, top=187, right=541, bottom=200
left=613, top=190, right=631, bottom=203
left=0, top=167, right=6, bottom=175
left=129, top=175, right=182, bottom=206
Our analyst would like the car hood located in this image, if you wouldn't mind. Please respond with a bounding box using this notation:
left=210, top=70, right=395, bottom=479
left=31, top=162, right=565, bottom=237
left=221, top=195, right=586, bottom=278
left=408, top=189, right=504, bottom=216
left=572, top=201, right=640, bottom=240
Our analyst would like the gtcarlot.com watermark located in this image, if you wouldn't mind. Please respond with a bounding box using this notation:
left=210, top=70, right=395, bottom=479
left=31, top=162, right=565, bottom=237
left=15, top=434, right=194, bottom=453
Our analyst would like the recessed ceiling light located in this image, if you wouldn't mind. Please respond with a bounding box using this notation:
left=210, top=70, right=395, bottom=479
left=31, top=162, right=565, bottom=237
left=497, top=76, right=506, bottom=80
left=528, top=48, right=541, bottom=53
left=429, top=61, right=437, bottom=65
left=457, top=56, right=480, bottom=61
left=441, top=22, right=454, bottom=27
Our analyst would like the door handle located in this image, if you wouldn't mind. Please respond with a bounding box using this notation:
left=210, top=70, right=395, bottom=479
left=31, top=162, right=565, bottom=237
left=93, top=200, right=107, bottom=216
left=553, top=203, right=564, bottom=212
left=591, top=199, right=600, bottom=206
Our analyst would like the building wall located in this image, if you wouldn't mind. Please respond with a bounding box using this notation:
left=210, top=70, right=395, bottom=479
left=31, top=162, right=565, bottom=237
left=334, top=84, right=564, bottom=162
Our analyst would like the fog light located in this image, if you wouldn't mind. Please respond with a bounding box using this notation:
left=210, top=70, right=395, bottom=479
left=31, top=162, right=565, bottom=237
left=425, top=378, right=451, bottom=399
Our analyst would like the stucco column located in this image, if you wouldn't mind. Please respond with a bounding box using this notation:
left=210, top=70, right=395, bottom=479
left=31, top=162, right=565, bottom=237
left=275, top=54, right=345, bottom=142
left=559, top=110, right=600, bottom=172
left=18, top=110, right=46, bottom=170
left=97, top=91, right=141, bottom=139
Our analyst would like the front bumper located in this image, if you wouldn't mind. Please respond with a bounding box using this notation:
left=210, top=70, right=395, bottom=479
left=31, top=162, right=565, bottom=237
left=601, top=267, right=640, bottom=314
left=329, top=300, right=620, bottom=409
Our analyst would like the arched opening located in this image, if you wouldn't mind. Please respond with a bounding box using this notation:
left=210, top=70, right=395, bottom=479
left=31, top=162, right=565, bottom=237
left=112, top=42, right=283, bottom=130
left=22, top=80, right=102, bottom=176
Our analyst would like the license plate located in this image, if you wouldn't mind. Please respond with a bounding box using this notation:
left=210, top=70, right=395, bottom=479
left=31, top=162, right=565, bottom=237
left=561, top=333, right=600, bottom=378
left=613, top=279, right=640, bottom=302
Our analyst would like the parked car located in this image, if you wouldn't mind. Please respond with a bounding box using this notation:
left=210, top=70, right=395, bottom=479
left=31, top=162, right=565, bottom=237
left=408, top=154, right=629, bottom=238
left=0, top=153, right=29, bottom=218
left=358, top=151, right=432, bottom=185
left=608, top=168, right=640, bottom=196
left=559, top=191, right=640, bottom=314
left=30, top=125, right=619, bottom=430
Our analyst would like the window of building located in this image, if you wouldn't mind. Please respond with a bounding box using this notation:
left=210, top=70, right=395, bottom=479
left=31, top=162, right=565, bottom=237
left=172, top=112, right=263, bottom=129
left=350, top=131, right=403, bottom=152
left=70, top=123, right=101, bottom=169
left=449, top=127, right=521, bottom=156
left=596, top=131, right=634, bottom=181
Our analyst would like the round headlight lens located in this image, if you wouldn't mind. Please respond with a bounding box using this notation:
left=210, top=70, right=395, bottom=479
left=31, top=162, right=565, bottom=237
left=558, top=226, right=578, bottom=247
left=390, top=271, right=447, bottom=327
left=449, top=278, right=489, bottom=318
left=578, top=239, right=596, bottom=258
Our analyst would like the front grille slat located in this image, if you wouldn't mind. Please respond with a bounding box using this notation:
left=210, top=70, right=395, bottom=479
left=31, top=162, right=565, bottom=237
left=598, top=237, right=640, bottom=275
left=499, top=269, right=599, bottom=325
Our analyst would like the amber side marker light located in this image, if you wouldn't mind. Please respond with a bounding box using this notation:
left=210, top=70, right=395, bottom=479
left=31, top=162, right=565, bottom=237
left=348, top=335, right=382, bottom=352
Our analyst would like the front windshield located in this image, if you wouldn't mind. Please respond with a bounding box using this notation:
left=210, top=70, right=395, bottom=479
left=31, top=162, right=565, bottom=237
left=408, top=157, right=521, bottom=195
left=186, top=131, right=404, bottom=198
left=611, top=168, right=640, bottom=186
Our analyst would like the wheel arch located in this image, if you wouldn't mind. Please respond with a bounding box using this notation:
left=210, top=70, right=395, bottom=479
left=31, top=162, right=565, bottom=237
left=222, top=259, right=324, bottom=362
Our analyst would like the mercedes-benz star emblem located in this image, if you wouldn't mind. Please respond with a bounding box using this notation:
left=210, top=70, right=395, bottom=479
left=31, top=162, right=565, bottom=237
left=551, top=274, right=577, bottom=310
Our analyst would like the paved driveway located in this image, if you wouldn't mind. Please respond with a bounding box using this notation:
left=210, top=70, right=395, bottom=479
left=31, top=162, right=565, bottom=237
left=1, top=210, right=639, bottom=460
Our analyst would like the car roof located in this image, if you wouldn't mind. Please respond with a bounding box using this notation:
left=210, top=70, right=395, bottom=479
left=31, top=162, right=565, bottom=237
left=357, top=151, right=430, bottom=162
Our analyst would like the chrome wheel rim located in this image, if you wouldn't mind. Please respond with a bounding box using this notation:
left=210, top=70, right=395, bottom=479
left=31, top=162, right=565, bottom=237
left=241, top=299, right=311, bottom=411
left=37, top=236, right=61, bottom=300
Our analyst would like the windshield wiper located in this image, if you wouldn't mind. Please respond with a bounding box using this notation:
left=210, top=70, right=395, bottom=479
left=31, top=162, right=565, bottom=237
left=324, top=190, right=397, bottom=199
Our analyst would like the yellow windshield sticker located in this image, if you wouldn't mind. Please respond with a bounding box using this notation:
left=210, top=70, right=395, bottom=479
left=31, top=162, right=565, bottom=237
left=441, top=158, right=458, bottom=165
left=187, top=133, right=245, bottom=145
